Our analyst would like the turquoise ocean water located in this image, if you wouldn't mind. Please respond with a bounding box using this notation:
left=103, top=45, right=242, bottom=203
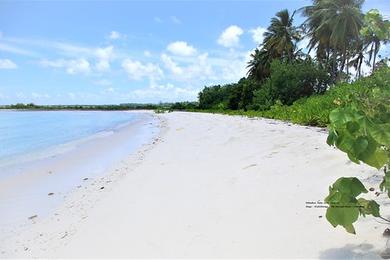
left=0, top=110, right=141, bottom=160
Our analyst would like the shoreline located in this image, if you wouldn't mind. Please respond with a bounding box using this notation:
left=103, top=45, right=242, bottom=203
left=0, top=111, right=163, bottom=245
left=1, top=112, right=388, bottom=258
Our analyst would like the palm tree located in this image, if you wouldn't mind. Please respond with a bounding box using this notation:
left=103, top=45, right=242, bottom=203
left=348, top=40, right=365, bottom=78
left=302, top=0, right=364, bottom=78
left=262, top=9, right=301, bottom=62
left=246, top=48, right=273, bottom=82
left=361, top=9, right=390, bottom=72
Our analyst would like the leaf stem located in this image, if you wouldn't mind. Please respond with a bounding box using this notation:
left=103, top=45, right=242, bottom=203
left=379, top=216, right=390, bottom=223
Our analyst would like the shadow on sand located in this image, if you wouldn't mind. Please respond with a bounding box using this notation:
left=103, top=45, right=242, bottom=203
left=319, top=243, right=382, bottom=259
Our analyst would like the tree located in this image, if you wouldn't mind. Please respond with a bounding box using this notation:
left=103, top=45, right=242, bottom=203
left=251, top=60, right=330, bottom=109
left=198, top=85, right=228, bottom=109
left=247, top=9, right=302, bottom=84
left=361, top=9, right=390, bottom=73
left=302, top=0, right=364, bottom=79
left=263, top=9, right=301, bottom=62
left=246, top=48, right=272, bottom=82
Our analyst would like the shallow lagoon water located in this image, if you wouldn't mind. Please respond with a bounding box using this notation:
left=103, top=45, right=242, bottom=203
left=0, top=111, right=159, bottom=235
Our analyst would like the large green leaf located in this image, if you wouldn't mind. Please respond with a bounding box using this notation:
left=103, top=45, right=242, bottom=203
left=329, top=177, right=368, bottom=197
left=362, top=147, right=388, bottom=170
left=325, top=178, right=369, bottom=234
left=347, top=121, right=360, bottom=134
left=335, top=132, right=355, bottom=155
left=353, top=136, right=369, bottom=157
left=368, top=123, right=390, bottom=147
left=327, top=129, right=337, bottom=146
left=329, top=108, right=354, bottom=128
left=358, top=198, right=380, bottom=217
left=326, top=200, right=359, bottom=234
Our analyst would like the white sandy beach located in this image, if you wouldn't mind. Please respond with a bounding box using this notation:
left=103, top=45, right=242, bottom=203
left=1, top=112, right=388, bottom=258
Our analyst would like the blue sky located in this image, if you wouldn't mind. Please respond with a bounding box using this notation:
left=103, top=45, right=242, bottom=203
left=0, top=0, right=389, bottom=105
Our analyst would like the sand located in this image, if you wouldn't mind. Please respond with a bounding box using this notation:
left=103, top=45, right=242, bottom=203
left=1, top=112, right=388, bottom=258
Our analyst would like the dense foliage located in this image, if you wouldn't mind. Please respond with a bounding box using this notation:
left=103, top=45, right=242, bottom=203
left=256, top=67, right=390, bottom=126
left=251, top=60, right=330, bottom=109
left=198, top=78, right=260, bottom=110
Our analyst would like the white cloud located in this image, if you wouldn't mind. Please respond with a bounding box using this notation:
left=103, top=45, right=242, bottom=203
left=154, top=17, right=163, bottom=23
left=160, top=52, right=216, bottom=82
left=109, top=31, right=125, bottom=40
left=39, top=59, right=65, bottom=68
left=52, top=42, right=92, bottom=57
left=95, top=46, right=114, bottom=72
left=95, top=60, right=110, bottom=72
left=39, top=58, right=91, bottom=75
left=129, top=83, right=198, bottom=102
left=38, top=44, right=114, bottom=73
left=187, top=53, right=214, bottom=80
left=4, top=37, right=116, bottom=63
left=171, top=16, right=181, bottom=24
left=201, top=49, right=251, bottom=82
left=95, top=46, right=114, bottom=60
left=166, top=41, right=197, bottom=56
left=65, top=59, right=91, bottom=74
left=217, top=25, right=244, bottom=48
left=249, top=26, right=267, bottom=45
left=144, top=50, right=152, bottom=57
left=105, top=87, right=115, bottom=93
left=220, top=51, right=250, bottom=81
left=161, top=53, right=183, bottom=75
left=31, top=92, right=50, bottom=99
left=0, top=59, right=17, bottom=69
left=121, top=58, right=163, bottom=81
left=93, top=79, right=111, bottom=86
left=0, top=42, right=38, bottom=57
left=16, top=92, right=26, bottom=99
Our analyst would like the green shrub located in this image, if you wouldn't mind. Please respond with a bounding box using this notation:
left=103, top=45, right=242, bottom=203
left=198, top=85, right=227, bottom=109
left=251, top=60, right=331, bottom=109
left=250, top=81, right=274, bottom=111
left=198, top=78, right=260, bottom=110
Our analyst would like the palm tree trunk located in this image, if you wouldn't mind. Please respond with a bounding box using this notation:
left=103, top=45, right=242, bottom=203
left=372, top=42, right=378, bottom=73
left=332, top=52, right=337, bottom=82
left=340, top=46, right=347, bottom=74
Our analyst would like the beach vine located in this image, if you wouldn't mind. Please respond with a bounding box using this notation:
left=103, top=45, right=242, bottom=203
left=325, top=77, right=390, bottom=234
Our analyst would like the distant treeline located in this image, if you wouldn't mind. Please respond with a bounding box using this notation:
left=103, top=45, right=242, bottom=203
left=0, top=102, right=198, bottom=111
